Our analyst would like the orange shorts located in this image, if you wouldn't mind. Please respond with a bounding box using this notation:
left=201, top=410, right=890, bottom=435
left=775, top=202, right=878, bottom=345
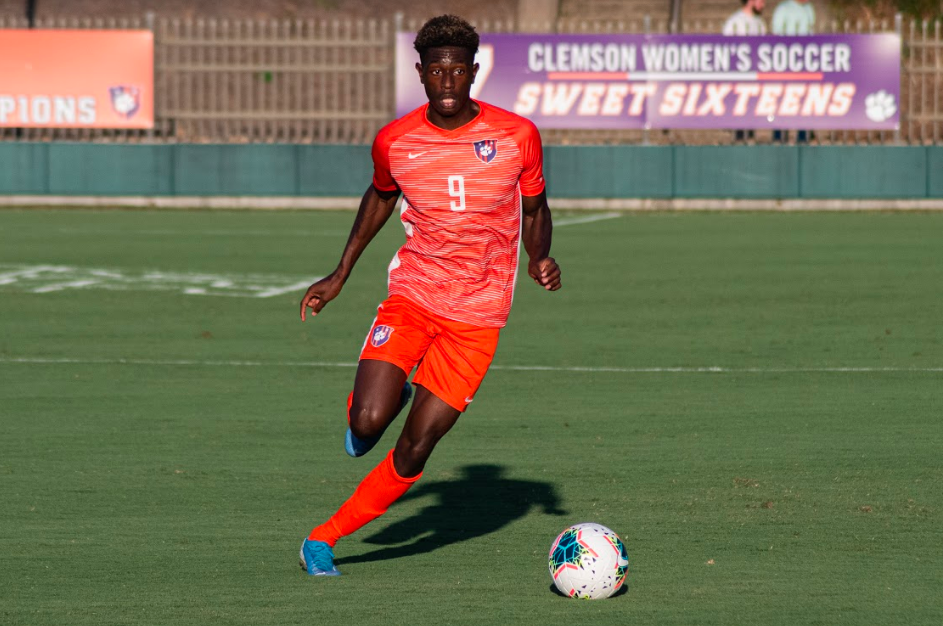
left=359, top=295, right=500, bottom=412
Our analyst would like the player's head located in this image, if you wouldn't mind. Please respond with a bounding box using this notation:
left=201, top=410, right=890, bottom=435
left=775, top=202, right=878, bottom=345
left=414, top=14, right=479, bottom=67
left=414, top=15, right=480, bottom=122
left=743, top=0, right=765, bottom=14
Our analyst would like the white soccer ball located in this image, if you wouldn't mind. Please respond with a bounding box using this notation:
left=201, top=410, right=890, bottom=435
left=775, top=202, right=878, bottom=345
left=548, top=523, right=629, bottom=599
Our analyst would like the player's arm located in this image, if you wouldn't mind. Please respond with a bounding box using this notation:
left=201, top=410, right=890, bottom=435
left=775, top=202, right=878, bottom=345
left=521, top=190, right=561, bottom=291
left=299, top=184, right=401, bottom=321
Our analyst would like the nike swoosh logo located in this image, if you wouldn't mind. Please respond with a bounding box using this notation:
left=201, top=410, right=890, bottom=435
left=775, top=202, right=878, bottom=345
left=408, top=152, right=426, bottom=159
left=464, top=396, right=474, bottom=404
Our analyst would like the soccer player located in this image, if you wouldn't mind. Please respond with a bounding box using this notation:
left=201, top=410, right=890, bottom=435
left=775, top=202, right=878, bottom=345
left=297, top=14, right=561, bottom=576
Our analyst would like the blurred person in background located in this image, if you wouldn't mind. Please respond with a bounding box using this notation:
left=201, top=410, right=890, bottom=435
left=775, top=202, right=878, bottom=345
left=772, top=0, right=815, bottom=34
left=723, top=0, right=767, bottom=143
left=772, top=0, right=816, bottom=143
left=723, top=0, right=767, bottom=35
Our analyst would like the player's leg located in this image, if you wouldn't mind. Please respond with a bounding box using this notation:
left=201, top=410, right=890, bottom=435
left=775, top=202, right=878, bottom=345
left=301, top=446, right=421, bottom=575
left=302, top=386, right=459, bottom=573
left=344, top=298, right=432, bottom=457
left=301, top=298, right=431, bottom=575
left=391, top=314, right=500, bottom=476
left=390, top=386, right=462, bottom=477
left=300, top=300, right=496, bottom=576
left=345, top=359, right=413, bottom=457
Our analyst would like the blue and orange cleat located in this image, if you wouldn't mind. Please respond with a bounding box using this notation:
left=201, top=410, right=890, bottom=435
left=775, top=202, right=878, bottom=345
left=345, top=381, right=412, bottom=458
left=299, top=539, right=341, bottom=576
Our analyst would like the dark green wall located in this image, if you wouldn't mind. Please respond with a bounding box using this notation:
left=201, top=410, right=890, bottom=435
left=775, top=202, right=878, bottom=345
left=0, top=143, right=939, bottom=199
left=0, top=143, right=48, bottom=194
left=673, top=146, right=800, bottom=198
left=544, top=146, right=674, bottom=198
left=800, top=146, right=928, bottom=199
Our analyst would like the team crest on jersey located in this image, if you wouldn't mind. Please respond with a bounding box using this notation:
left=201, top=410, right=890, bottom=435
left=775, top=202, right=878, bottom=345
left=109, top=85, right=142, bottom=119
left=371, top=325, right=394, bottom=347
left=473, top=139, right=497, bottom=163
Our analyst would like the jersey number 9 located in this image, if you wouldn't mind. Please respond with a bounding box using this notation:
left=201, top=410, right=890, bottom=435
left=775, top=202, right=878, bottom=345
left=448, top=175, right=465, bottom=211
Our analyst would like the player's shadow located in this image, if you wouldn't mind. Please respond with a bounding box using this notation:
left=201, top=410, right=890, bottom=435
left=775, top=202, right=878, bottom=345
left=334, top=464, right=566, bottom=565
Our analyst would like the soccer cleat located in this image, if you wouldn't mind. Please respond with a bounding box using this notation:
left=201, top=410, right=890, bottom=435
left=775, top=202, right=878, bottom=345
left=345, top=381, right=412, bottom=458
left=299, top=539, right=341, bottom=576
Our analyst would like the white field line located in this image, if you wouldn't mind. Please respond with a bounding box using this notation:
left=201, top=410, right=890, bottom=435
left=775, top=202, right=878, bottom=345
left=32, top=279, right=102, bottom=293
left=0, top=265, right=69, bottom=284
left=2, top=213, right=617, bottom=297
left=55, top=228, right=352, bottom=237
left=0, top=264, right=319, bottom=299
left=0, top=356, right=941, bottom=374
left=252, top=281, right=318, bottom=298
left=51, top=214, right=617, bottom=237
left=554, top=212, right=622, bottom=227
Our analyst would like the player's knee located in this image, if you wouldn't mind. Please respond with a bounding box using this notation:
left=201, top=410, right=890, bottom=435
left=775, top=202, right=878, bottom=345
left=348, top=401, right=388, bottom=439
left=395, top=434, right=438, bottom=474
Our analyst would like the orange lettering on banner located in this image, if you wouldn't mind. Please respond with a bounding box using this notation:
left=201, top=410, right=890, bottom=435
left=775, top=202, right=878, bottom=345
left=0, top=30, right=153, bottom=129
left=828, top=84, right=856, bottom=116
left=601, top=84, right=630, bottom=116
left=627, top=83, right=656, bottom=116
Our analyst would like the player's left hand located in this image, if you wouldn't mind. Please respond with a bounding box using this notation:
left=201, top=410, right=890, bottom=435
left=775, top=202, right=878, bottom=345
left=299, top=272, right=345, bottom=321
left=528, top=257, right=561, bottom=291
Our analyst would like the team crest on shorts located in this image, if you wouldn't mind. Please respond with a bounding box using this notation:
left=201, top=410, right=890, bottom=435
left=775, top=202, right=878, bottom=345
left=109, top=85, right=142, bottom=119
left=473, top=140, right=497, bottom=163
left=371, top=325, right=394, bottom=347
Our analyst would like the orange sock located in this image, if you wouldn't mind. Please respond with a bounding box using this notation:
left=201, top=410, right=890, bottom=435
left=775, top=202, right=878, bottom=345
left=308, top=449, right=421, bottom=547
left=346, top=391, right=353, bottom=424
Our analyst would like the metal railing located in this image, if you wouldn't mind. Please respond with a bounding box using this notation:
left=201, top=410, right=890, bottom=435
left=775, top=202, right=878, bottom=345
left=0, top=13, right=940, bottom=145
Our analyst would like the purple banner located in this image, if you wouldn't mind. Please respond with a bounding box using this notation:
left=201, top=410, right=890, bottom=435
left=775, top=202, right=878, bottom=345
left=396, top=33, right=901, bottom=130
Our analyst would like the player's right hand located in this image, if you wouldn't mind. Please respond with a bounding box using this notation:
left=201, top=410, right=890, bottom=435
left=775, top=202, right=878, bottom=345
left=300, top=274, right=344, bottom=321
left=528, top=257, right=562, bottom=291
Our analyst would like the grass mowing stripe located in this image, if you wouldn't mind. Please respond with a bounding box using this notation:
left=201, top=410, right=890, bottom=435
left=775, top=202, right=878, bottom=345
left=1, top=356, right=942, bottom=373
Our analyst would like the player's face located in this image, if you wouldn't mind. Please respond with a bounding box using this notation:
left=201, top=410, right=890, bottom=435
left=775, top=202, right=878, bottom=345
left=750, top=0, right=765, bottom=14
left=416, top=46, right=479, bottom=129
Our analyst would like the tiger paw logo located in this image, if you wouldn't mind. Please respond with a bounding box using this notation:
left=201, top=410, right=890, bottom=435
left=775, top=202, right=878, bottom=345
left=473, top=139, right=497, bottom=163
left=865, top=90, right=896, bottom=123
left=109, top=86, right=141, bottom=119
left=370, top=325, right=394, bottom=347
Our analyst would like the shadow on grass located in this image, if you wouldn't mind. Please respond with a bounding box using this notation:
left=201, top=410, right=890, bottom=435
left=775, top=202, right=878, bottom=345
left=548, top=583, right=629, bottom=599
left=334, top=464, right=566, bottom=565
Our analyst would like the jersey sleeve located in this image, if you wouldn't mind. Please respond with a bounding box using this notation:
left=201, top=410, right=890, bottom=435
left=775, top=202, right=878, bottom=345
left=371, top=126, right=399, bottom=192
left=516, top=119, right=546, bottom=197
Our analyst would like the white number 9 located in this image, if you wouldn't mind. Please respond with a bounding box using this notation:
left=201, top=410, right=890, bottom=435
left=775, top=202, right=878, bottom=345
left=448, top=175, right=466, bottom=211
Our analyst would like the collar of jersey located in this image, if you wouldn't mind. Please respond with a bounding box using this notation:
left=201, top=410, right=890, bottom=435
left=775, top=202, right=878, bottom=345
left=422, top=100, right=484, bottom=136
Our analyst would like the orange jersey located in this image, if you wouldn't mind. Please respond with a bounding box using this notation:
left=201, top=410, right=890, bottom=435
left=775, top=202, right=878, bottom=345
left=372, top=100, right=545, bottom=328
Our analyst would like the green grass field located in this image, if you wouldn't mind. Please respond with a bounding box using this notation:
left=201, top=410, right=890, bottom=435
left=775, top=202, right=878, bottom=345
left=1, top=208, right=942, bottom=625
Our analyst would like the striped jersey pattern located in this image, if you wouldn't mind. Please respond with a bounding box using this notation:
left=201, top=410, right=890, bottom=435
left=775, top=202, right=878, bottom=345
left=372, top=101, right=545, bottom=328
left=722, top=11, right=768, bottom=36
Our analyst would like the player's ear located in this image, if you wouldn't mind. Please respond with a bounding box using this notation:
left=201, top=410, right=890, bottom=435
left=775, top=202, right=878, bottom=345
left=415, top=62, right=425, bottom=83
left=471, top=62, right=479, bottom=83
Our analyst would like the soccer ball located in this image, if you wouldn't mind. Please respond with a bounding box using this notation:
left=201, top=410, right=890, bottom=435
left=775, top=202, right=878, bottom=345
left=548, top=523, right=629, bottom=599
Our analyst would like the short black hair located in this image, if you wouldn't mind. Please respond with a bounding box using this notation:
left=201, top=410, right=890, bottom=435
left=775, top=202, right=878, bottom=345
left=413, top=15, right=479, bottom=63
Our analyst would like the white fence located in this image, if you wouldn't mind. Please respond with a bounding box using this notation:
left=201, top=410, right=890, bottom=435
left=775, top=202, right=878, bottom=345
left=0, top=14, right=940, bottom=145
